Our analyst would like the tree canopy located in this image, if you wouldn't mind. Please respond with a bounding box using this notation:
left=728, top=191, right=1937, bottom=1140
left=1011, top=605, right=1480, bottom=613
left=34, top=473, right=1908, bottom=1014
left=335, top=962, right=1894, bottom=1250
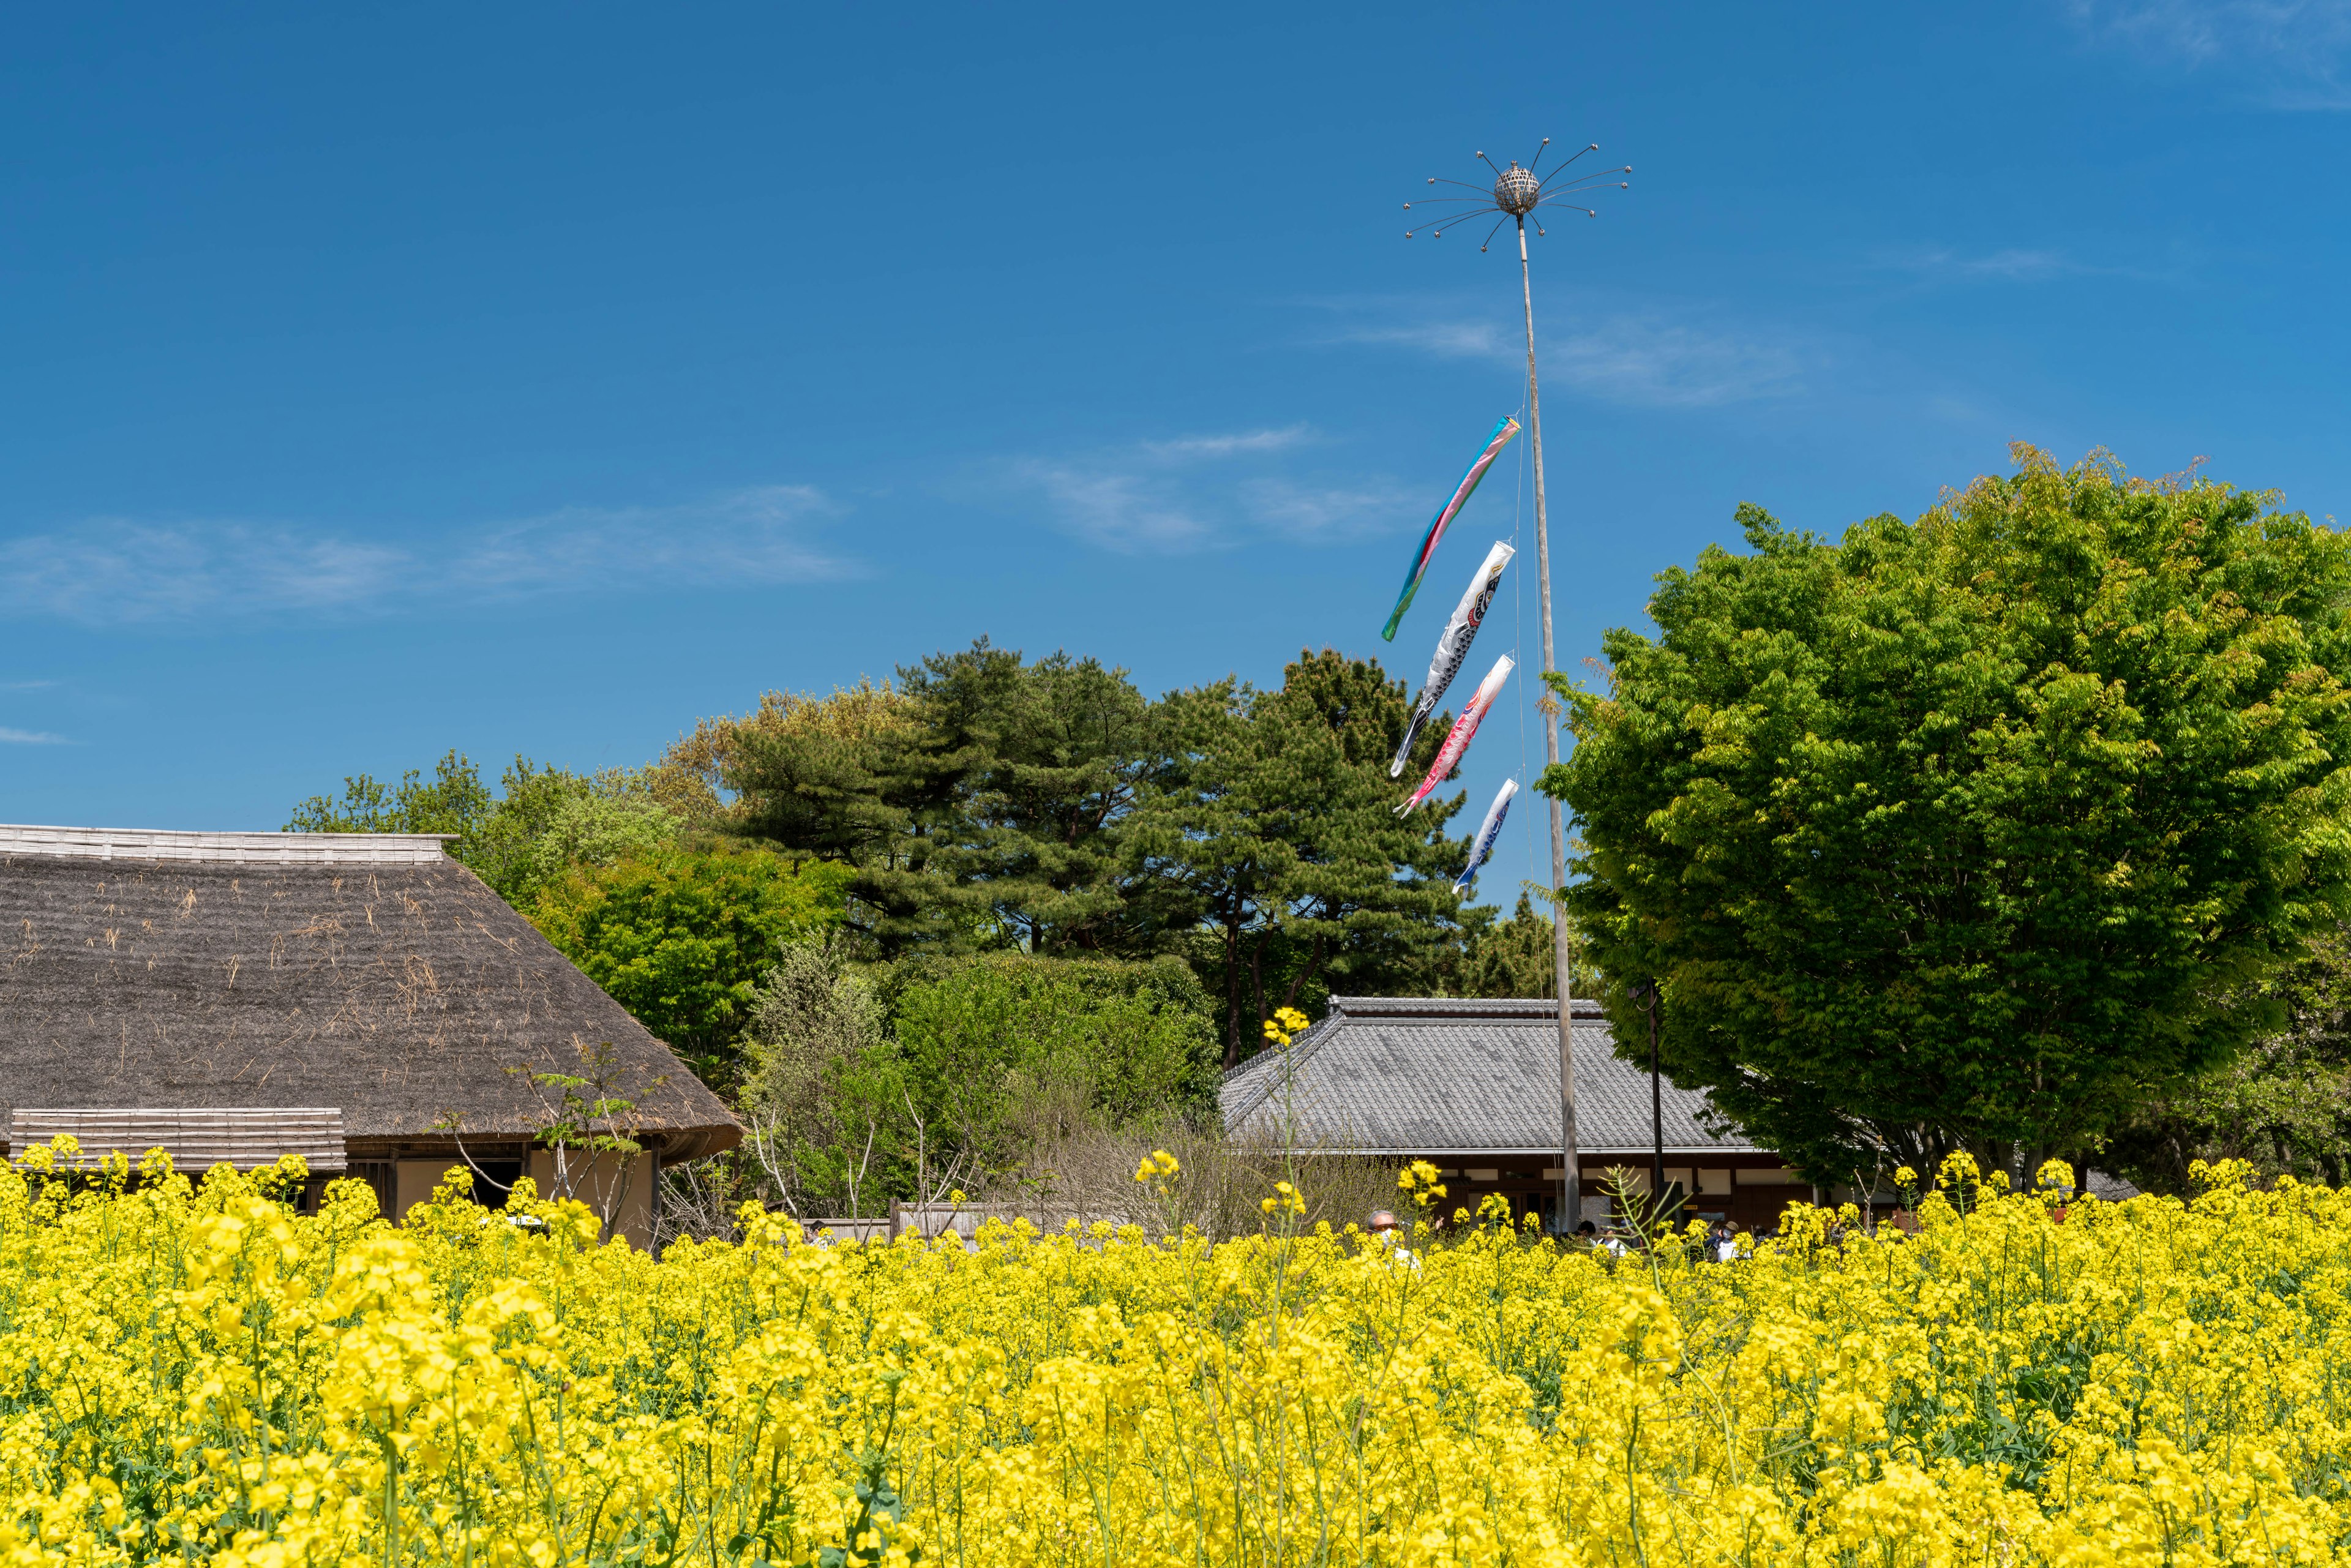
left=528, top=845, right=850, bottom=1090
left=291, top=644, right=1522, bottom=1084
left=2103, top=925, right=2351, bottom=1193
left=705, top=640, right=1478, bottom=1061
left=1545, top=449, right=2351, bottom=1177
left=737, top=944, right=1219, bottom=1216
left=1138, top=649, right=1471, bottom=1062
left=288, top=752, right=677, bottom=906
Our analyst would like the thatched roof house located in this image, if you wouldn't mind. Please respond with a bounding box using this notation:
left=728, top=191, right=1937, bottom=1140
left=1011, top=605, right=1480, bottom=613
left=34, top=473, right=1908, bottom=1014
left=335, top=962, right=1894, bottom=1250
left=1, top=824, right=740, bottom=1240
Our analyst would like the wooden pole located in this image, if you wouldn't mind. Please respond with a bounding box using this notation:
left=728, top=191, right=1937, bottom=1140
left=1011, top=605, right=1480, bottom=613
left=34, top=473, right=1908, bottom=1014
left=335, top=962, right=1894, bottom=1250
left=1520, top=214, right=1580, bottom=1234
left=1648, top=988, right=1664, bottom=1216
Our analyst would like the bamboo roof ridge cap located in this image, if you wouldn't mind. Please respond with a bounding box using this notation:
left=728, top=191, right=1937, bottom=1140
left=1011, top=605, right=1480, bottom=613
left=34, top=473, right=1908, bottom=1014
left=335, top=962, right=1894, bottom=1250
left=0, top=825, right=455, bottom=865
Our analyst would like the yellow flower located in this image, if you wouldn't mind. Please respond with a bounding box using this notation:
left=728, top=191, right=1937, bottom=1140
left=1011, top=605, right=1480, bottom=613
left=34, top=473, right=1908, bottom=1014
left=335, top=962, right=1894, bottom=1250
left=1261, top=1006, right=1314, bottom=1050
left=0, top=1130, right=2334, bottom=1565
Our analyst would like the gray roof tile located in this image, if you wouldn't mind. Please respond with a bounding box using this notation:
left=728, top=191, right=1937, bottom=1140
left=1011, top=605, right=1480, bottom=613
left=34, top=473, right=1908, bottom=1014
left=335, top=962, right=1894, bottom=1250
left=1220, top=996, right=1764, bottom=1157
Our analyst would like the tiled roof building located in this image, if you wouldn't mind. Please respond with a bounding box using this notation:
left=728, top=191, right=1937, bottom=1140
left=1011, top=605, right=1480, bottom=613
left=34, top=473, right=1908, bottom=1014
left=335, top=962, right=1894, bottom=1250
left=1221, top=995, right=1810, bottom=1232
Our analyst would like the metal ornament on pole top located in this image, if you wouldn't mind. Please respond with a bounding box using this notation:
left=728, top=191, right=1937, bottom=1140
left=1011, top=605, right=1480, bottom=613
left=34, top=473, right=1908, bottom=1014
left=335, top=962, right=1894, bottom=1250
left=1407, top=140, right=1629, bottom=1234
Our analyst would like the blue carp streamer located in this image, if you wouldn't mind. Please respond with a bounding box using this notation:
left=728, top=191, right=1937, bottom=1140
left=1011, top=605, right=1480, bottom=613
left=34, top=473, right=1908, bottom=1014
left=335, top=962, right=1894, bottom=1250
left=1453, top=777, right=1518, bottom=896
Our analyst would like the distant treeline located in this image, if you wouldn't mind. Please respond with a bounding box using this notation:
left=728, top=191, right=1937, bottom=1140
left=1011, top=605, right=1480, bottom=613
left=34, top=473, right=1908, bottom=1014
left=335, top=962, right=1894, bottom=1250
left=289, top=640, right=1579, bottom=1086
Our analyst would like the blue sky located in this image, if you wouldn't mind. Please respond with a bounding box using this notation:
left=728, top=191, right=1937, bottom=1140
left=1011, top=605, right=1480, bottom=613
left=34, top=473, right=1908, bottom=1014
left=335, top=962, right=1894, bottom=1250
left=4, top=2, right=2349, bottom=905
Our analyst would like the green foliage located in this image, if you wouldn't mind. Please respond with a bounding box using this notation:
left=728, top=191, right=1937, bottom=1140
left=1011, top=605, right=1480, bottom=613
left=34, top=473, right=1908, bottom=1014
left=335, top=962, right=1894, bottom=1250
left=287, top=749, right=494, bottom=839
left=1451, top=893, right=1600, bottom=1000
left=887, top=951, right=1219, bottom=1131
left=895, top=643, right=1186, bottom=956
left=726, top=641, right=1182, bottom=956
left=2105, top=925, right=2351, bottom=1193
left=1545, top=449, right=2351, bottom=1176
left=529, top=845, right=850, bottom=1090
left=1134, top=648, right=1472, bottom=1063
left=289, top=752, right=680, bottom=906
left=466, top=762, right=678, bottom=905
left=737, top=936, right=902, bottom=1217
left=738, top=943, right=1219, bottom=1215
left=721, top=641, right=1475, bottom=1064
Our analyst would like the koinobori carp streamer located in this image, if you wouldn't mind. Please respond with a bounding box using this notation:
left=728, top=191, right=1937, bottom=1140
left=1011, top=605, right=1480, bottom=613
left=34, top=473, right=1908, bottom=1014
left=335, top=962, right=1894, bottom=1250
left=1381, top=416, right=1519, bottom=641
left=1398, top=653, right=1513, bottom=816
left=1452, top=776, right=1518, bottom=895
left=1391, top=540, right=1515, bottom=778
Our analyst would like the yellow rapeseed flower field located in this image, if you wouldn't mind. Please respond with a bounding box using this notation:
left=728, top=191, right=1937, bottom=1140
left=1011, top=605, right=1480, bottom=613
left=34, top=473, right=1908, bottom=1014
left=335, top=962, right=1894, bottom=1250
left=2, top=1141, right=2346, bottom=1566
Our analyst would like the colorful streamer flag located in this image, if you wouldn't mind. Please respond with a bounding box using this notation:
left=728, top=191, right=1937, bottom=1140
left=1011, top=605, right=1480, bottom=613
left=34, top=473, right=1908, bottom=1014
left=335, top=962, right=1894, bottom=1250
left=1390, top=540, right=1515, bottom=778
left=1452, top=778, right=1518, bottom=896
left=1381, top=416, right=1520, bottom=642
left=1397, top=654, right=1513, bottom=816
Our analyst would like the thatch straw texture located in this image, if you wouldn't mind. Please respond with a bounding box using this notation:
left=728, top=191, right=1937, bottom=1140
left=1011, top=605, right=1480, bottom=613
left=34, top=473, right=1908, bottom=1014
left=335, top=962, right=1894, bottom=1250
left=1, top=828, right=740, bottom=1161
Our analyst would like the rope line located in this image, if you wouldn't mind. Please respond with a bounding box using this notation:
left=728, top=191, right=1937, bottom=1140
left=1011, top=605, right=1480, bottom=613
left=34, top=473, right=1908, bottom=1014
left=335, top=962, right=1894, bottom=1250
left=1514, top=388, right=1532, bottom=919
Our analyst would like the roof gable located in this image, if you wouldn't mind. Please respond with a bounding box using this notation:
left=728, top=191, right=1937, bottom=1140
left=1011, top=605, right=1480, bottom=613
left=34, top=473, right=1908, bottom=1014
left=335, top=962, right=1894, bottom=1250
left=1, top=830, right=740, bottom=1157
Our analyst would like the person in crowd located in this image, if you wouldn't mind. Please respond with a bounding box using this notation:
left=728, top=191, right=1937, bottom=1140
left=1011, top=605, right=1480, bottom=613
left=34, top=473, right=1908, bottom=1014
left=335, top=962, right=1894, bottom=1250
left=1367, top=1209, right=1420, bottom=1270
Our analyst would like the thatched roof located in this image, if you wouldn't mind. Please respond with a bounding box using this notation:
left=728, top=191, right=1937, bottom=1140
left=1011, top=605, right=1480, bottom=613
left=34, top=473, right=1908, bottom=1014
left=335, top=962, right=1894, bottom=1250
left=0, top=825, right=741, bottom=1162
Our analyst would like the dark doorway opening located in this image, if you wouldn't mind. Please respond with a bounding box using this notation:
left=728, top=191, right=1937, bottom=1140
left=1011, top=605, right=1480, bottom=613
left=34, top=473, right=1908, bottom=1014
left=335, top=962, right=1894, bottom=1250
left=463, top=1159, right=524, bottom=1209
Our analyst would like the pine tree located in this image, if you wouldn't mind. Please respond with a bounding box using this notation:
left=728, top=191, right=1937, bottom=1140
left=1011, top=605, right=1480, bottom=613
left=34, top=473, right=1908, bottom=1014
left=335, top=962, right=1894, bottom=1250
left=1134, top=650, right=1472, bottom=1065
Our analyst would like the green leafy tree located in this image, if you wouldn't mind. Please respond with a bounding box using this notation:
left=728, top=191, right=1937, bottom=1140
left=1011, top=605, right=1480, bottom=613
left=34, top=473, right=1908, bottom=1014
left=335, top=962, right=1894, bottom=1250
left=725, top=642, right=1182, bottom=957
left=1545, top=449, right=2351, bottom=1177
left=738, top=945, right=1217, bottom=1212
left=1135, top=649, right=1472, bottom=1065
left=529, top=845, right=851, bottom=1090
left=1452, top=893, right=1599, bottom=999
left=718, top=682, right=958, bottom=950
left=290, top=753, right=679, bottom=907
left=2104, top=925, right=2351, bottom=1193
left=287, top=749, right=494, bottom=841
left=883, top=950, right=1218, bottom=1128
left=465, top=761, right=677, bottom=905
left=897, top=642, right=1185, bottom=956
left=737, top=936, right=906, bottom=1218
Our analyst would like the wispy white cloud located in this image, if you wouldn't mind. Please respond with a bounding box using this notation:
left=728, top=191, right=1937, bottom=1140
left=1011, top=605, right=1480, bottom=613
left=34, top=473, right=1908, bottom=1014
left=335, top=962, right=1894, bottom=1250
left=0, top=523, right=411, bottom=623
left=2068, top=0, right=2351, bottom=107
left=0, top=727, right=67, bottom=745
left=1011, top=427, right=1409, bottom=555
left=1325, top=300, right=1807, bottom=408
left=456, top=486, right=844, bottom=596
left=1878, top=247, right=2085, bottom=283
left=1014, top=463, right=1218, bottom=553
left=1337, top=318, right=1513, bottom=361
left=1870, top=246, right=2188, bottom=288
left=0, top=485, right=854, bottom=626
left=1138, top=426, right=1313, bottom=462
left=1236, top=478, right=1414, bottom=542
left=1549, top=317, right=1807, bottom=407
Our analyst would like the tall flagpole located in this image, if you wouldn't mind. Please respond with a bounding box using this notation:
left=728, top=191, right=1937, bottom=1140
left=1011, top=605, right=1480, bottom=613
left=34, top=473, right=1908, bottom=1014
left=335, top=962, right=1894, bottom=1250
left=1518, top=216, right=1580, bottom=1235
left=1403, top=141, right=1627, bottom=1236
